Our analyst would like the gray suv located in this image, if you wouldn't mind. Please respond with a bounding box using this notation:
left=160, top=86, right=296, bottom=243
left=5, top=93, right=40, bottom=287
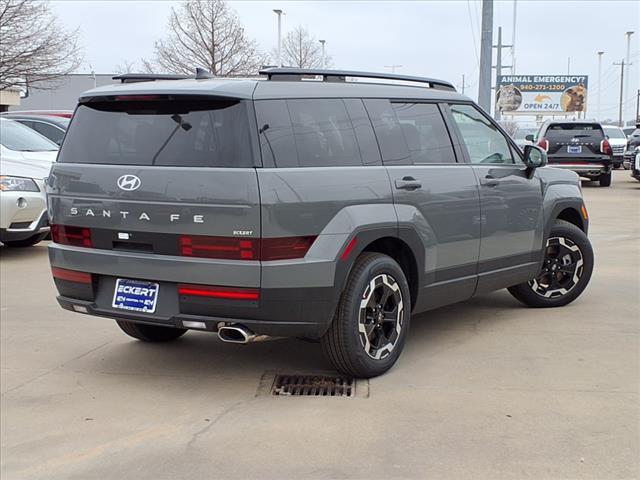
left=47, top=68, right=594, bottom=378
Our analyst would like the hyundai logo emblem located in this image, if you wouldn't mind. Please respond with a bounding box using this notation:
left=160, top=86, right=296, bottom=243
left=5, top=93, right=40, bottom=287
left=117, top=174, right=141, bottom=191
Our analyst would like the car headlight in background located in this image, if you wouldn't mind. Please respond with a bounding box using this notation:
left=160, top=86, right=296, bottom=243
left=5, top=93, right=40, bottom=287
left=0, top=176, right=40, bottom=192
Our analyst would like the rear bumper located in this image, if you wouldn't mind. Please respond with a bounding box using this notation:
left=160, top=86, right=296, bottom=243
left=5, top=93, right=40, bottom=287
left=56, top=283, right=336, bottom=338
left=547, top=161, right=610, bottom=175
left=49, top=242, right=342, bottom=338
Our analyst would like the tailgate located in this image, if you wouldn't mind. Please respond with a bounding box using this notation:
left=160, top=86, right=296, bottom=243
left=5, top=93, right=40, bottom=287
left=47, top=95, right=262, bottom=288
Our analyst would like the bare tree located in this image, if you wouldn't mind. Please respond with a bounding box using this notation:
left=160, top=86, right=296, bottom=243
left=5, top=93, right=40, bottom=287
left=0, top=0, right=83, bottom=90
left=144, top=0, right=265, bottom=76
left=277, top=26, right=331, bottom=69
left=115, top=60, right=137, bottom=74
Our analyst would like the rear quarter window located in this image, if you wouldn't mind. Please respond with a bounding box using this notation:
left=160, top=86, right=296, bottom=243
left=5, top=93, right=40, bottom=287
left=58, top=97, right=254, bottom=167
left=255, top=98, right=364, bottom=168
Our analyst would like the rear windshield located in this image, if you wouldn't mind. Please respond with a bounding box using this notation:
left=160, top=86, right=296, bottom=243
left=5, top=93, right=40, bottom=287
left=546, top=123, right=604, bottom=138
left=58, top=97, right=253, bottom=167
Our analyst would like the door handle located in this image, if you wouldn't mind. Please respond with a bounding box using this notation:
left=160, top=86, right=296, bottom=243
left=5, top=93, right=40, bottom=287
left=395, top=177, right=422, bottom=190
left=481, top=175, right=499, bottom=187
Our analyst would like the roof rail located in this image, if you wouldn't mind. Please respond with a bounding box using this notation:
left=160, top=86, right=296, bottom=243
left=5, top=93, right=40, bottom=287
left=258, top=67, right=456, bottom=91
left=113, top=68, right=214, bottom=84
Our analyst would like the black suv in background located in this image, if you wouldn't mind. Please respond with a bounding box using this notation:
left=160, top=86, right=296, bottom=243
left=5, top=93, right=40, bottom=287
left=530, top=122, right=613, bottom=186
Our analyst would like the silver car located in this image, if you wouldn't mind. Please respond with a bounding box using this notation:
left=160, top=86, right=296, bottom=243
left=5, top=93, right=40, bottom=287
left=0, top=118, right=57, bottom=247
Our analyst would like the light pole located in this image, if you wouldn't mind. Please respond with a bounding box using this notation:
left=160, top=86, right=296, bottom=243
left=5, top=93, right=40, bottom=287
left=624, top=31, right=634, bottom=125
left=597, top=51, right=604, bottom=121
left=273, top=9, right=283, bottom=67
left=319, top=39, right=326, bottom=69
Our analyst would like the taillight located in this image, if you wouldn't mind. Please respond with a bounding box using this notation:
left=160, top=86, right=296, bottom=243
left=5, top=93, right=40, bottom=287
left=600, top=139, right=612, bottom=155
left=178, top=284, right=259, bottom=300
left=179, top=235, right=316, bottom=261
left=51, top=267, right=92, bottom=284
left=261, top=236, right=316, bottom=261
left=51, top=224, right=92, bottom=248
left=537, top=137, right=549, bottom=152
left=180, top=235, right=259, bottom=260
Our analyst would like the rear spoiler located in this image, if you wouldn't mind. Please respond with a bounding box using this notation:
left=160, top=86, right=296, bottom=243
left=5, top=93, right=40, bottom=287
left=113, top=68, right=213, bottom=84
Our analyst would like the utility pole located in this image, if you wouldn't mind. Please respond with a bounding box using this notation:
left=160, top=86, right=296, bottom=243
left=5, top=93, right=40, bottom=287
left=636, top=89, right=640, bottom=125
left=567, top=57, right=571, bottom=75
left=384, top=65, right=402, bottom=74
left=493, top=26, right=512, bottom=121
left=597, top=51, right=604, bottom=121
left=624, top=31, right=634, bottom=125
left=319, top=40, right=326, bottom=69
left=273, top=9, right=283, bottom=67
left=459, top=74, right=471, bottom=94
left=478, top=0, right=494, bottom=111
left=613, top=59, right=625, bottom=126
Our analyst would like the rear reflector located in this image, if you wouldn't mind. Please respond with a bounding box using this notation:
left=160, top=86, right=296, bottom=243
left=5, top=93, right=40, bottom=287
left=178, top=284, right=260, bottom=300
left=51, top=224, right=92, bottom=248
left=340, top=237, right=358, bottom=261
left=52, top=267, right=92, bottom=284
left=180, top=235, right=316, bottom=261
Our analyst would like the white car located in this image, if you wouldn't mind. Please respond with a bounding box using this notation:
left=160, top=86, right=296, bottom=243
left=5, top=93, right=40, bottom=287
left=602, top=125, right=627, bottom=169
left=1, top=118, right=58, bottom=247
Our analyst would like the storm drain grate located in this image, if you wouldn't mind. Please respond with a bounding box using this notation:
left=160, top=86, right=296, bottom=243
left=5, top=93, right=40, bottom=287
left=271, top=374, right=355, bottom=397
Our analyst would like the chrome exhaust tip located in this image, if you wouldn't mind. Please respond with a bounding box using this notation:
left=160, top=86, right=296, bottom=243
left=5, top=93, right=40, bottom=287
left=218, top=325, right=253, bottom=343
left=217, top=324, right=273, bottom=344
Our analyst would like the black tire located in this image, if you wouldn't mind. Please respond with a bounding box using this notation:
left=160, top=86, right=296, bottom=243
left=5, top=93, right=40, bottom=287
left=3, top=232, right=48, bottom=247
left=116, top=320, right=187, bottom=342
left=612, top=163, right=620, bottom=170
left=599, top=173, right=612, bottom=187
left=508, top=220, right=593, bottom=308
left=321, top=252, right=411, bottom=378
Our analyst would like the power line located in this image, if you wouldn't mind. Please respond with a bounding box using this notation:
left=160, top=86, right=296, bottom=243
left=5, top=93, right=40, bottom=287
left=466, top=0, right=480, bottom=69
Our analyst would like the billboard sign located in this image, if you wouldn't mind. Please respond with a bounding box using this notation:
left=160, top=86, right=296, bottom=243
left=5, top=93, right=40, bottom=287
left=496, top=75, right=588, bottom=115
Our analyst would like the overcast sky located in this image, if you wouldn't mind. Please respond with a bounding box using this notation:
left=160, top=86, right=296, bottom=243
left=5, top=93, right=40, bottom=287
left=51, top=0, right=639, bottom=122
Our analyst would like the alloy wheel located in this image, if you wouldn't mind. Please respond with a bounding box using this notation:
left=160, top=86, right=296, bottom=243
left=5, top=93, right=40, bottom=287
left=358, top=273, right=404, bottom=360
left=529, top=236, right=584, bottom=298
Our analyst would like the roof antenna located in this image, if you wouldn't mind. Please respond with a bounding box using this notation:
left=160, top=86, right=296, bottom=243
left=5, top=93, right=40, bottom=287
left=195, top=68, right=213, bottom=80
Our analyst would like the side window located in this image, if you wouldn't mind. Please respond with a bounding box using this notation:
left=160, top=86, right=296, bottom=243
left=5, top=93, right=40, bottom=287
left=32, top=122, right=65, bottom=145
left=363, top=98, right=410, bottom=164
left=287, top=98, right=362, bottom=167
left=343, top=98, right=381, bottom=165
left=255, top=100, right=297, bottom=168
left=391, top=103, right=456, bottom=164
left=450, top=104, right=515, bottom=164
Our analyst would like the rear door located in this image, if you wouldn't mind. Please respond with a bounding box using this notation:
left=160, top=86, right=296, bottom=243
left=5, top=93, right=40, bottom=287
left=48, top=95, right=262, bottom=287
left=364, top=99, right=481, bottom=311
left=447, top=103, right=543, bottom=293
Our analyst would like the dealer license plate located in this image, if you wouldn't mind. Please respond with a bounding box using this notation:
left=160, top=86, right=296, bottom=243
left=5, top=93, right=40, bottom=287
left=112, top=278, right=159, bottom=313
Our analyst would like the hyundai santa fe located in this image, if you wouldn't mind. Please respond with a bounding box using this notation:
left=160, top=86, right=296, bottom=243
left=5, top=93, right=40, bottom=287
left=47, top=68, right=594, bottom=378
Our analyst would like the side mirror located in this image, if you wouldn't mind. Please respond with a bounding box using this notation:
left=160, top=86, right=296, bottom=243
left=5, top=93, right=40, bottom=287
left=525, top=134, right=535, bottom=142
left=523, top=145, right=547, bottom=170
